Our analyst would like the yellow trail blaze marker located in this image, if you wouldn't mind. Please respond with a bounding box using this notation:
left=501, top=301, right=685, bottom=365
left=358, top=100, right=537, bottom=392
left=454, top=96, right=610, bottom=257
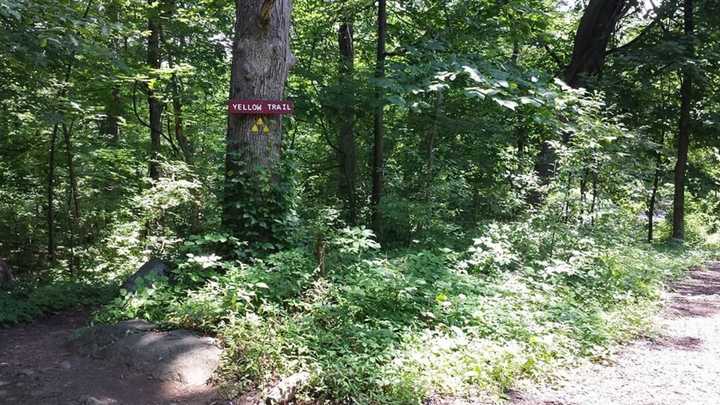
left=251, top=117, right=271, bottom=135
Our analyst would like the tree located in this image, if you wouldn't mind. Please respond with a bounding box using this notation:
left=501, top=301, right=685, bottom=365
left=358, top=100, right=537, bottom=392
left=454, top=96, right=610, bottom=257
left=223, top=0, right=294, bottom=245
left=371, top=0, right=387, bottom=238
left=147, top=0, right=163, bottom=180
left=337, top=20, right=357, bottom=225
left=564, top=0, right=628, bottom=87
left=672, top=0, right=694, bottom=240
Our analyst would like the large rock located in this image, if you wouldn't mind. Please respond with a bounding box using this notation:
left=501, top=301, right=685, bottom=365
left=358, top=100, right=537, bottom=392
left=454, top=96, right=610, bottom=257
left=0, top=258, right=14, bottom=288
left=67, top=320, right=221, bottom=386
left=122, top=259, right=170, bottom=293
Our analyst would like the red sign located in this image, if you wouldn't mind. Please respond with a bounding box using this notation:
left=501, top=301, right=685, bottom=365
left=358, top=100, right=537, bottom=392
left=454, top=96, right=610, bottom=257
left=228, top=99, right=294, bottom=115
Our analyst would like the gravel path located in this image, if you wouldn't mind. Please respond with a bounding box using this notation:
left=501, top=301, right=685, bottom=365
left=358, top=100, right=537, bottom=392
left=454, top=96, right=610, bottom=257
left=511, top=262, right=720, bottom=405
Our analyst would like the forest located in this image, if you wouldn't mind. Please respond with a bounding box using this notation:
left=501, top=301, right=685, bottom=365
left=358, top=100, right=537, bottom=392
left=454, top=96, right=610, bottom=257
left=1, top=0, right=719, bottom=403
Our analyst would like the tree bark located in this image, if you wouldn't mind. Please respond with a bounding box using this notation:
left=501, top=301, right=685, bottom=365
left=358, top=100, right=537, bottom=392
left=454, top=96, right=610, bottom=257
left=672, top=0, right=694, bottom=241
left=223, top=0, right=294, bottom=243
left=147, top=0, right=163, bottom=180
left=47, top=124, right=58, bottom=265
left=371, top=0, right=387, bottom=239
left=533, top=0, right=627, bottom=193
left=337, top=21, right=357, bottom=225
left=102, top=0, right=122, bottom=144
left=564, top=0, right=627, bottom=87
left=648, top=144, right=662, bottom=242
left=46, top=0, right=93, bottom=265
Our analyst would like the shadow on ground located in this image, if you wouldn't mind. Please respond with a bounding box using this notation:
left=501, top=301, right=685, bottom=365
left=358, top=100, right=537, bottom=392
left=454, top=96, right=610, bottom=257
left=0, top=311, right=222, bottom=405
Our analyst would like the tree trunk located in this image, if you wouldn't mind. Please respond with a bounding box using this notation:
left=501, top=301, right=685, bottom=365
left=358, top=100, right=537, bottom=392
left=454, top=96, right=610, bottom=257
left=45, top=0, right=92, bottom=266
left=102, top=87, right=122, bottom=144
left=103, top=0, right=122, bottom=144
left=564, top=0, right=627, bottom=87
left=223, top=0, right=294, bottom=244
left=337, top=21, right=357, bottom=225
left=672, top=0, right=694, bottom=241
left=171, top=74, right=193, bottom=164
left=147, top=0, right=163, bottom=180
left=534, top=0, right=627, bottom=192
left=62, top=122, right=81, bottom=271
left=648, top=152, right=662, bottom=242
left=47, top=124, right=58, bottom=265
left=371, top=0, right=387, bottom=239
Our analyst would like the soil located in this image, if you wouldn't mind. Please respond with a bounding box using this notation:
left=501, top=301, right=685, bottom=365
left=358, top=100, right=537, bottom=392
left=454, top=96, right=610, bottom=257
left=0, top=311, right=223, bottom=405
left=509, top=262, right=720, bottom=405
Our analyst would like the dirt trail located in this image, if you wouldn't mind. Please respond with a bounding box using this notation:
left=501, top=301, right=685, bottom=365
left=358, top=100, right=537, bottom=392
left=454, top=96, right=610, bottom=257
left=511, top=262, right=720, bottom=405
left=0, top=311, right=220, bottom=405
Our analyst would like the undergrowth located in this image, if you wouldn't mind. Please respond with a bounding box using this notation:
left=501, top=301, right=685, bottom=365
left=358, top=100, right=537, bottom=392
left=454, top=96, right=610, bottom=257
left=91, top=209, right=718, bottom=404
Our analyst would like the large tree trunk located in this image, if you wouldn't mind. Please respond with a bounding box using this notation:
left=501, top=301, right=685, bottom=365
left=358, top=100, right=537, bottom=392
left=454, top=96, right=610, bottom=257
left=223, top=0, right=294, bottom=244
left=337, top=21, right=357, bottom=225
left=564, top=0, right=627, bottom=87
left=533, top=0, right=627, bottom=193
left=672, top=0, right=694, bottom=241
left=102, top=0, right=122, bottom=144
left=147, top=0, right=163, bottom=180
left=370, top=0, right=387, bottom=239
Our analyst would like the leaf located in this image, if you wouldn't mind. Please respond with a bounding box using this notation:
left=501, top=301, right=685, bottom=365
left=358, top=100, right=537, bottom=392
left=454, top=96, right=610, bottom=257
left=494, top=98, right=518, bottom=111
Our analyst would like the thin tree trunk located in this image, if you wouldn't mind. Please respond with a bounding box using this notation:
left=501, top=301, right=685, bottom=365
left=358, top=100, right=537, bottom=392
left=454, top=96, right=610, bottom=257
left=590, top=170, right=599, bottom=225
left=672, top=0, right=694, bottom=241
left=147, top=0, right=163, bottom=180
left=223, top=0, right=294, bottom=243
left=424, top=90, right=442, bottom=198
left=63, top=123, right=81, bottom=220
left=171, top=76, right=192, bottom=164
left=337, top=21, right=357, bottom=225
left=371, top=0, right=387, bottom=239
left=648, top=146, right=662, bottom=242
left=47, top=124, right=58, bottom=265
left=46, top=0, right=93, bottom=265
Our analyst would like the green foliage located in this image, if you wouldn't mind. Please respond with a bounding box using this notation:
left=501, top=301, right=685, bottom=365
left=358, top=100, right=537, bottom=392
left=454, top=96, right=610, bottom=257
left=0, top=280, right=115, bottom=325
left=92, top=216, right=716, bottom=403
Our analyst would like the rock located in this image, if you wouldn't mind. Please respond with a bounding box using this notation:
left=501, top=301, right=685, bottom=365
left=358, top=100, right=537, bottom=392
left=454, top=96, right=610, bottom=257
left=78, top=395, right=118, bottom=405
left=68, top=323, right=221, bottom=386
left=265, top=371, right=311, bottom=405
left=60, top=360, right=72, bottom=370
left=17, top=368, right=34, bottom=377
left=122, top=259, right=170, bottom=293
left=0, top=258, right=14, bottom=288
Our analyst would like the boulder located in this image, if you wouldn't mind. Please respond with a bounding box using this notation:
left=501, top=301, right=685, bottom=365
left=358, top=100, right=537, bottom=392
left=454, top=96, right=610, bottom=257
left=67, top=321, right=221, bottom=386
left=0, top=258, right=14, bottom=288
left=122, top=259, right=170, bottom=293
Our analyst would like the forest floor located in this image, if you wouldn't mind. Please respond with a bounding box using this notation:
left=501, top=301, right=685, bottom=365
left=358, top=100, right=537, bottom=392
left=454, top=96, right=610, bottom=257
left=508, top=262, right=720, bottom=405
left=1, top=263, right=719, bottom=405
left=0, top=311, right=222, bottom=405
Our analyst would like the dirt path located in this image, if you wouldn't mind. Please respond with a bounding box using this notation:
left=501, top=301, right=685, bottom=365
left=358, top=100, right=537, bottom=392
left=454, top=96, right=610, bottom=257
left=0, top=311, right=221, bottom=405
left=511, top=262, right=720, bottom=405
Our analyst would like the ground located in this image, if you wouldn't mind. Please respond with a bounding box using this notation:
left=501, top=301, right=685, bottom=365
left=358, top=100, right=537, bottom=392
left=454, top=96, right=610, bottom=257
left=0, top=311, right=221, bottom=405
left=510, top=262, right=720, bottom=405
left=1, top=263, right=719, bottom=405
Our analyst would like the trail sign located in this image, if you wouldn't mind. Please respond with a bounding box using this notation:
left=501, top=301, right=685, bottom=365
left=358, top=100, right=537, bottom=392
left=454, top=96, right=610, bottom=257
left=228, top=99, right=294, bottom=115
